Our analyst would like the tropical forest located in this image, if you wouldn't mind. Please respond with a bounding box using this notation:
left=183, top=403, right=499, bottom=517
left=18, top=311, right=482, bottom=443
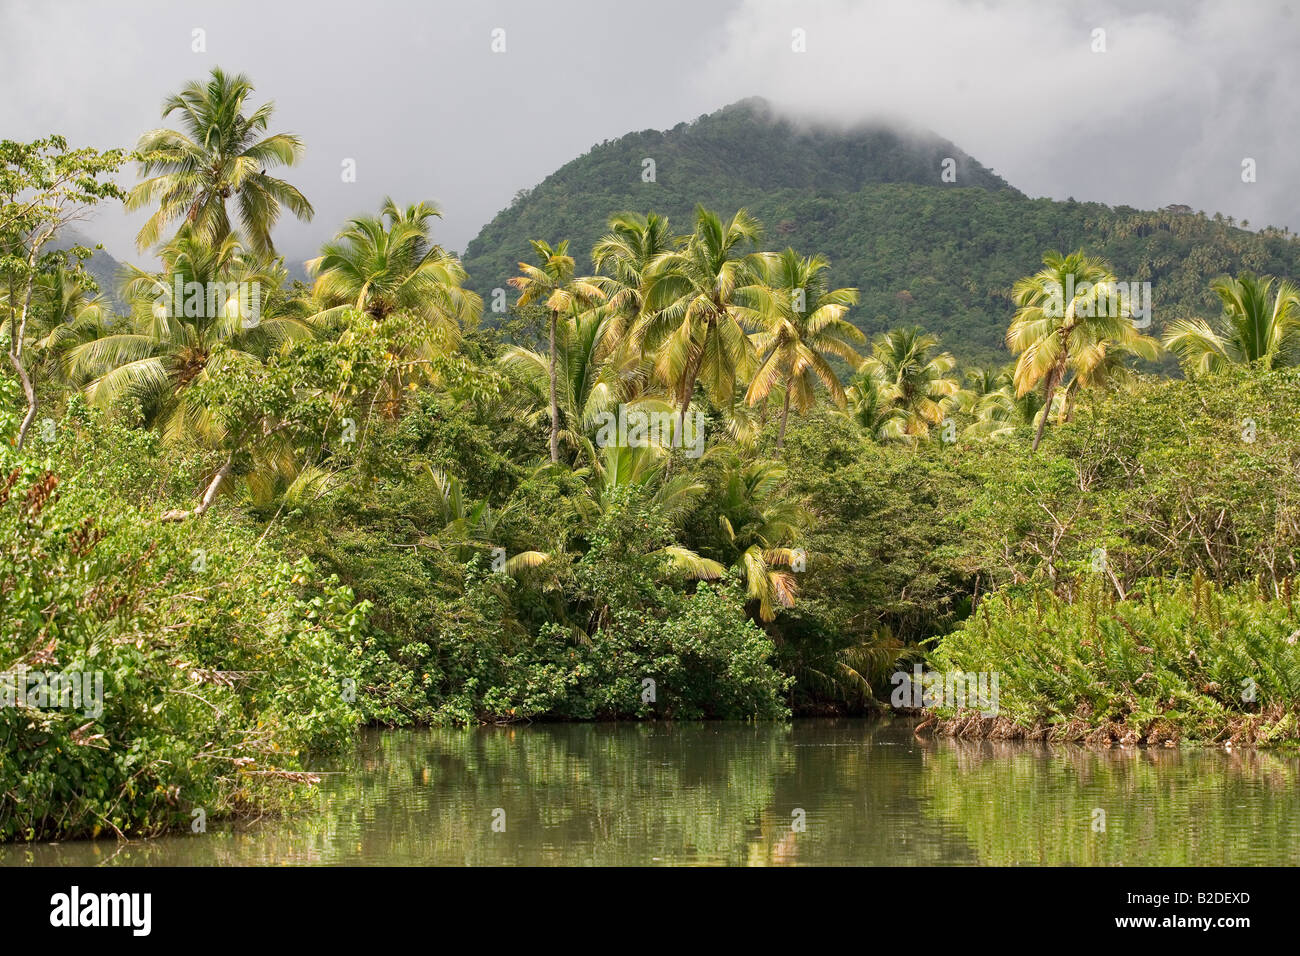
left=3, top=66, right=1300, bottom=859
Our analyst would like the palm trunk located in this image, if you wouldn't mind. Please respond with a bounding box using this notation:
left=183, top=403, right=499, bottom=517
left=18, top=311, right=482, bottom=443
left=776, top=377, right=792, bottom=451
left=1061, top=378, right=1080, bottom=423
left=159, top=457, right=233, bottom=522
left=8, top=233, right=48, bottom=452
left=1031, top=368, right=1060, bottom=453
left=548, top=309, right=559, bottom=464
left=676, top=316, right=713, bottom=441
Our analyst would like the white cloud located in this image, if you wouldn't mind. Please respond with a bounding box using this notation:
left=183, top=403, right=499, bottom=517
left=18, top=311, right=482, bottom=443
left=697, top=0, right=1300, bottom=228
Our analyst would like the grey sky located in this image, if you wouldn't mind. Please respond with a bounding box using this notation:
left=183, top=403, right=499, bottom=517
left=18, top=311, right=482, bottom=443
left=2, top=0, right=1296, bottom=272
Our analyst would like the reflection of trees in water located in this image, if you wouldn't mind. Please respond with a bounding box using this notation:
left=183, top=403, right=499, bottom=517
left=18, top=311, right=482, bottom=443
left=916, top=737, right=1300, bottom=866
left=5, top=721, right=1295, bottom=866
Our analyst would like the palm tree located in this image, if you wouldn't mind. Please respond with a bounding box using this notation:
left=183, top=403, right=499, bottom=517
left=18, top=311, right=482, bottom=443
left=508, top=240, right=605, bottom=463
left=64, top=230, right=309, bottom=443
left=126, top=67, right=313, bottom=254
left=308, top=198, right=479, bottom=328
left=498, top=306, right=671, bottom=466
left=24, top=265, right=115, bottom=388
left=591, top=211, right=677, bottom=348
left=61, top=230, right=316, bottom=515
left=1007, top=250, right=1148, bottom=451
left=307, top=198, right=481, bottom=415
left=565, top=445, right=723, bottom=582
left=960, top=367, right=1046, bottom=440
left=639, top=206, right=771, bottom=430
left=746, top=248, right=863, bottom=450
left=860, top=327, right=959, bottom=440
left=843, top=369, right=902, bottom=440
left=1163, top=272, right=1300, bottom=374
left=707, top=454, right=806, bottom=622
left=961, top=366, right=1004, bottom=404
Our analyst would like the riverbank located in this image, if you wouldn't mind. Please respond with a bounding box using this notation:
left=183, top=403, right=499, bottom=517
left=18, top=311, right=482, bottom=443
left=5, top=720, right=1298, bottom=866
left=920, top=577, right=1300, bottom=748
left=916, top=707, right=1299, bottom=747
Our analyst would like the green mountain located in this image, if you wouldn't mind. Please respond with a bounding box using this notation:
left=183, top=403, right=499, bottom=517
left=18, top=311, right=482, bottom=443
left=52, top=228, right=128, bottom=311
left=463, top=98, right=1300, bottom=366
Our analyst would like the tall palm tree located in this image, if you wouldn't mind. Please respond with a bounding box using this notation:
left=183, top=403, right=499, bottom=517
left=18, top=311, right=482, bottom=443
left=126, top=67, right=313, bottom=254
left=508, top=240, right=605, bottom=463
left=746, top=248, right=862, bottom=450
left=1007, top=250, right=1147, bottom=451
left=61, top=230, right=316, bottom=515
left=498, top=306, right=671, bottom=466
left=591, top=211, right=677, bottom=348
left=639, top=206, right=771, bottom=430
left=308, top=198, right=479, bottom=330
left=64, top=230, right=308, bottom=444
left=1163, top=272, right=1300, bottom=374
left=307, top=198, right=481, bottom=415
left=859, top=327, right=959, bottom=440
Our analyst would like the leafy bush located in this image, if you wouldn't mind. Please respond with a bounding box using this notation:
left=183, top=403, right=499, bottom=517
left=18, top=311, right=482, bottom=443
left=927, top=576, right=1300, bottom=744
left=0, top=398, right=372, bottom=840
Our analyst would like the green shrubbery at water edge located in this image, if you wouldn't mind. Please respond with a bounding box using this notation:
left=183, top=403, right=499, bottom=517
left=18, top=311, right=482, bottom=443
left=0, top=388, right=371, bottom=840
left=929, top=578, right=1300, bottom=745
left=9, top=361, right=1300, bottom=841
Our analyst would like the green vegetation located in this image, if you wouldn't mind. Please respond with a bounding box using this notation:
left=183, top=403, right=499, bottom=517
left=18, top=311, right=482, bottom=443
left=4, top=68, right=1300, bottom=841
left=928, top=579, right=1300, bottom=746
left=463, top=99, right=1300, bottom=367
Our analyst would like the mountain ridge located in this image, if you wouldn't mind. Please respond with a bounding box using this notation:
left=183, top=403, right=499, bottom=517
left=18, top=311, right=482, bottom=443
left=462, top=98, right=1300, bottom=366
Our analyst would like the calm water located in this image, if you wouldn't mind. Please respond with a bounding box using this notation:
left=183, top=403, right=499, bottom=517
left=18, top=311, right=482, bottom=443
left=4, top=718, right=1298, bottom=866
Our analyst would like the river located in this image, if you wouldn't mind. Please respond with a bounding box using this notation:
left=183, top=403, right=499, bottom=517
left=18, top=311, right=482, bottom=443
left=3, top=718, right=1297, bottom=865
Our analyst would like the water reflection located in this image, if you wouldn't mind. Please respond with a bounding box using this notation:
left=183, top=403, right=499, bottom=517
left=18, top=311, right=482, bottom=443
left=3, top=719, right=1296, bottom=866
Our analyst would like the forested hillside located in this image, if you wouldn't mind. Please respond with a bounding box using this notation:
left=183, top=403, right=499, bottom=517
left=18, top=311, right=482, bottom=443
left=464, top=99, right=1300, bottom=365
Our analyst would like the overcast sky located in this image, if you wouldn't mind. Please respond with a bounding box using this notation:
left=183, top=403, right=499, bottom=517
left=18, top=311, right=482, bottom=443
left=2, top=0, right=1297, bottom=271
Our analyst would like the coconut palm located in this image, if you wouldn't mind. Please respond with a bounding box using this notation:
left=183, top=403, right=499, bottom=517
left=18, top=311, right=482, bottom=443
left=307, top=198, right=481, bottom=414
left=960, top=368, right=1046, bottom=440
left=591, top=211, right=678, bottom=348
left=559, top=444, right=723, bottom=582
left=1007, top=250, right=1149, bottom=451
left=508, top=239, right=606, bottom=463
left=64, top=230, right=309, bottom=444
left=1163, top=272, right=1300, bottom=374
left=126, top=67, right=313, bottom=254
left=23, top=265, right=116, bottom=387
left=707, top=454, right=806, bottom=622
left=639, top=206, right=771, bottom=428
left=960, top=366, right=1005, bottom=405
left=59, top=231, right=317, bottom=516
left=859, top=327, right=959, bottom=440
left=308, top=198, right=479, bottom=330
left=843, top=369, right=903, bottom=440
left=746, top=248, right=863, bottom=450
left=499, top=306, right=670, bottom=466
